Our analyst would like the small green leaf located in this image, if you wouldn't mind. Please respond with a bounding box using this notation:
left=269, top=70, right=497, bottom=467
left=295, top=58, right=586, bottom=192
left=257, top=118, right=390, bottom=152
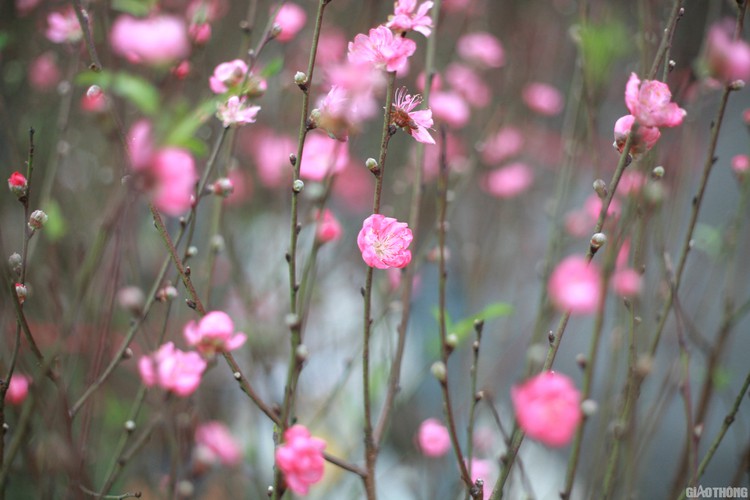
left=578, top=20, right=629, bottom=89
left=451, top=302, right=514, bottom=342
left=43, top=199, right=67, bottom=242
left=712, top=365, right=731, bottom=390
left=112, top=72, right=160, bottom=115
left=260, top=57, right=285, bottom=79
left=694, top=223, right=721, bottom=259
left=0, top=32, right=10, bottom=52
left=163, top=99, right=218, bottom=154
left=111, top=0, right=157, bottom=16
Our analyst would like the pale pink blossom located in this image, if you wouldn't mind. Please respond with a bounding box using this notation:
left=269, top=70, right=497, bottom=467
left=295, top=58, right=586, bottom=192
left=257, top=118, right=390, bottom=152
left=324, top=62, right=383, bottom=123
left=613, top=114, right=661, bottom=156
left=316, top=29, right=348, bottom=67
left=151, top=148, right=198, bottom=216
left=138, top=342, right=207, bottom=397
left=110, top=15, right=190, bottom=66
left=417, top=418, right=450, bottom=457
left=194, top=421, right=243, bottom=467
left=512, top=371, right=582, bottom=447
left=358, top=214, right=413, bottom=269
left=548, top=256, right=602, bottom=314
left=457, top=32, right=505, bottom=68
left=127, top=120, right=155, bottom=172
left=522, top=82, right=564, bottom=116
left=184, top=311, right=247, bottom=356
left=315, top=209, right=342, bottom=244
left=732, top=154, right=750, bottom=180
left=347, top=25, right=417, bottom=73
left=244, top=128, right=295, bottom=188
left=5, top=374, right=30, bottom=405
left=625, top=72, right=686, bottom=128
left=706, top=20, right=750, bottom=83
left=188, top=22, right=212, bottom=45
left=387, top=0, right=434, bottom=37
left=28, top=52, right=61, bottom=92
left=300, top=133, right=349, bottom=181
left=45, top=7, right=83, bottom=44
left=612, top=268, right=642, bottom=298
left=274, top=3, right=307, bottom=43
left=482, top=163, right=534, bottom=199
left=314, top=85, right=353, bottom=141
left=480, top=127, right=524, bottom=165
left=391, top=87, right=435, bottom=144
left=275, top=425, right=326, bottom=495
left=430, top=91, right=470, bottom=128
left=445, top=63, right=491, bottom=107
left=216, top=96, right=260, bottom=128
left=209, top=59, right=249, bottom=94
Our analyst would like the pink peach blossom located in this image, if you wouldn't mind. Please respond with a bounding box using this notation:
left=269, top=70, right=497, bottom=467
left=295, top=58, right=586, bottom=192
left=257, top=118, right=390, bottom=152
left=466, top=458, right=496, bottom=499
left=358, top=214, right=413, bottom=269
left=706, top=20, right=750, bottom=83
left=316, top=29, right=348, bottom=67
left=625, top=73, right=686, bottom=128
left=482, top=162, right=534, bottom=199
left=522, top=82, right=564, bottom=116
left=275, top=425, right=326, bottom=495
left=480, top=127, right=524, bottom=165
left=457, top=32, right=505, bottom=68
left=188, top=22, right=212, bottom=45
left=81, top=86, right=108, bottom=113
left=347, top=25, right=417, bottom=73
left=416, top=71, right=443, bottom=93
left=274, top=3, right=307, bottom=43
left=391, top=87, right=435, bottom=144
left=5, top=374, right=30, bottom=405
left=8, top=171, right=28, bottom=196
left=151, top=148, right=198, bottom=216
left=110, top=15, right=190, bottom=66
left=512, top=371, right=582, bottom=447
left=548, top=256, right=602, bottom=314
left=45, top=7, right=83, bottom=44
left=315, top=209, right=342, bottom=244
left=184, top=311, right=247, bottom=356
left=138, top=342, right=207, bottom=397
left=613, top=114, right=661, bottom=156
left=430, top=91, right=470, bottom=128
left=127, top=120, right=155, bottom=172
left=216, top=96, right=260, bottom=128
left=244, top=128, right=295, bottom=188
left=314, top=85, right=353, bottom=141
left=209, top=59, right=249, bottom=94
left=324, top=62, right=383, bottom=123
left=28, top=52, right=61, bottom=92
left=387, top=0, right=434, bottom=37
left=445, top=63, right=491, bottom=107
left=300, top=133, right=349, bottom=181
left=417, top=418, right=450, bottom=457
left=612, top=268, right=642, bottom=298
left=194, top=421, right=243, bottom=467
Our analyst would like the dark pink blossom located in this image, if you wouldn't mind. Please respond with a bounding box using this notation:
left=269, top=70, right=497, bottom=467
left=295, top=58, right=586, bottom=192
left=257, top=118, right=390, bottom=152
left=613, top=114, right=661, bottom=156
left=275, top=425, right=326, bottom=495
left=358, top=214, right=413, bottom=269
left=391, top=87, right=435, bottom=144
left=706, top=20, right=750, bottom=83
left=315, top=209, right=342, bottom=244
left=347, top=25, right=416, bottom=73
left=151, top=148, right=198, bottom=216
left=184, top=311, right=247, bottom=356
left=138, top=342, right=207, bottom=397
left=417, top=418, right=450, bottom=457
left=5, top=374, right=30, bottom=405
left=625, top=72, right=686, bottom=128
left=548, top=256, right=602, bottom=314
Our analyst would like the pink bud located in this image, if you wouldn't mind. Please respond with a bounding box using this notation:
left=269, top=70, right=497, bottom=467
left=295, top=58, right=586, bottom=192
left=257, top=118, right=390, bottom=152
left=14, top=283, right=27, bottom=304
left=548, top=256, right=602, bottom=314
left=732, top=154, right=750, bottom=181
left=8, top=171, right=28, bottom=197
left=417, top=418, right=451, bottom=457
left=275, top=425, right=326, bottom=495
left=315, top=209, right=342, bottom=244
left=5, top=374, right=30, bottom=405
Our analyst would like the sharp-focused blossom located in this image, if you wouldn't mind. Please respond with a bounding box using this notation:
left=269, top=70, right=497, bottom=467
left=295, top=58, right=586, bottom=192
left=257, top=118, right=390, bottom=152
left=706, top=20, right=750, bottom=84
left=29, top=52, right=61, bottom=92
left=357, top=214, right=413, bottom=269
left=45, top=7, right=83, bottom=44
left=138, top=342, right=207, bottom=397
left=8, top=171, right=28, bottom=197
left=445, top=63, right=491, bottom=107
left=315, top=209, right=342, bottom=244
left=417, top=418, right=450, bottom=457
left=457, top=32, right=505, bottom=68
left=184, top=311, right=247, bottom=356
left=480, top=127, right=524, bottom=165
left=548, top=256, right=601, bottom=314
left=300, top=133, right=349, bottom=181
left=387, top=0, right=434, bottom=37
left=151, top=148, right=198, bottom=216
left=347, top=25, right=417, bottom=73
left=430, top=91, right=470, bottom=128
left=274, top=3, right=307, bottom=43
left=613, top=114, right=661, bottom=156
left=512, top=371, right=582, bottom=447
left=625, top=73, right=686, bottom=128
left=194, top=421, right=243, bottom=467
left=110, top=15, right=190, bottom=66
left=275, top=425, right=326, bottom=495
left=5, top=374, right=30, bottom=405
left=209, top=59, right=249, bottom=94
left=482, top=162, right=534, bottom=198
left=522, top=82, right=564, bottom=116
left=391, top=87, right=435, bottom=144
left=217, top=96, right=260, bottom=128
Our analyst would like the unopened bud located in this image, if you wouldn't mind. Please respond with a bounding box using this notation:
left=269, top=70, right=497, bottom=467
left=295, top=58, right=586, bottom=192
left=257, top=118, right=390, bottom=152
left=177, top=480, right=194, bottom=497
left=186, top=246, right=198, bottom=258
left=122, top=347, right=133, bottom=359
left=581, top=399, right=598, bottom=416
left=210, top=177, right=234, bottom=197
left=210, top=235, right=225, bottom=253
left=124, top=420, right=136, bottom=432
left=668, top=60, right=676, bottom=71
left=7, top=172, right=28, bottom=198
left=635, top=354, right=653, bottom=377
left=651, top=166, right=665, bottom=179
left=643, top=182, right=664, bottom=206
left=576, top=353, right=587, bottom=369
left=295, top=344, right=309, bottom=362
left=730, top=80, right=746, bottom=91
left=117, top=286, right=145, bottom=315
left=14, top=283, right=27, bottom=304
left=270, top=24, right=282, bottom=38
left=8, top=253, right=22, bottom=276
left=693, top=423, right=704, bottom=439
left=590, top=232, right=607, bottom=250
left=365, top=158, right=379, bottom=175
left=157, top=284, right=179, bottom=302
left=294, top=71, right=308, bottom=86
left=431, top=361, right=447, bottom=383
left=445, top=333, right=458, bottom=353
left=233, top=371, right=241, bottom=380
left=28, top=210, right=48, bottom=230
left=593, top=179, right=607, bottom=199
left=292, top=179, right=304, bottom=193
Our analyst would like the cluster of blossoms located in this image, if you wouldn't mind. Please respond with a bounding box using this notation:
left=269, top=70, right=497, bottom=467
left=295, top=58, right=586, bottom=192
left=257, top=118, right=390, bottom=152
left=275, top=425, right=327, bottom=495
left=209, top=59, right=265, bottom=128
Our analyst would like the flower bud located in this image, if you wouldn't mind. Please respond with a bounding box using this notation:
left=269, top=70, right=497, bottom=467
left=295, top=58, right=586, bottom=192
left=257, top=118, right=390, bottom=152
left=592, top=179, right=607, bottom=199
left=15, top=283, right=27, bottom=304
left=28, top=210, right=48, bottom=230
left=730, top=80, right=746, bottom=91
left=294, top=71, right=308, bottom=86
left=365, top=158, right=379, bottom=175
left=8, top=253, right=22, bottom=276
left=124, top=420, right=136, bottom=432
left=156, top=284, right=179, bottom=302
left=210, top=235, right=225, bottom=253
left=292, top=179, right=304, bottom=193
left=581, top=399, right=598, bottom=416
left=431, top=361, right=447, bottom=383
left=590, top=232, right=607, bottom=250
left=651, top=166, right=665, bottom=179
left=210, top=177, right=234, bottom=197
left=270, top=23, right=282, bottom=38
left=295, top=344, right=309, bottom=362
left=117, top=286, right=145, bottom=315
left=8, top=172, right=28, bottom=198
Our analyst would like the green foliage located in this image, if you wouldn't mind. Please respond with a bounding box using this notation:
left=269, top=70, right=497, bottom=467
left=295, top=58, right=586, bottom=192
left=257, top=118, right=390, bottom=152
left=0, top=31, right=9, bottom=52
left=260, top=57, right=285, bottom=79
left=432, top=302, right=514, bottom=352
left=43, top=199, right=67, bottom=242
left=162, top=98, right=219, bottom=156
left=578, top=19, right=629, bottom=89
left=76, top=70, right=160, bottom=115
left=111, top=0, right=158, bottom=17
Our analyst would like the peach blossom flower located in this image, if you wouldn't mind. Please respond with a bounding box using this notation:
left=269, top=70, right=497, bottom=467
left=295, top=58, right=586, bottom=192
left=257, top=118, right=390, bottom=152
left=315, top=209, right=342, bottom=244
left=194, top=421, right=243, bottom=467
left=358, top=214, right=413, bottom=269
left=613, top=114, right=661, bottom=156
left=391, top=87, right=435, bottom=144
left=188, top=22, right=212, bottom=45
left=275, top=425, right=326, bottom=495
left=81, top=85, right=108, bottom=113
left=387, top=0, right=434, bottom=37
left=522, top=82, right=564, bottom=116
left=417, top=418, right=450, bottom=457
left=127, top=120, right=154, bottom=172
left=110, top=15, right=190, bottom=66
left=466, top=458, right=496, bottom=499
left=457, top=32, right=505, bottom=68
left=314, top=85, right=353, bottom=141
left=28, top=52, right=61, bottom=92
left=706, top=20, right=750, bottom=83
left=244, top=128, right=295, bottom=188
left=138, top=342, right=207, bottom=397
left=732, top=154, right=750, bottom=181
left=183, top=311, right=247, bottom=356
left=46, top=7, right=83, bottom=44
left=612, top=268, right=642, bottom=298
left=625, top=72, right=686, bottom=128
left=548, top=256, right=601, bottom=314
left=480, top=127, right=524, bottom=165
left=209, top=59, right=248, bottom=94
left=5, top=374, right=30, bottom=405
left=430, top=91, right=470, bottom=128
left=512, top=371, right=582, bottom=447
left=151, top=148, right=198, bottom=216
left=482, top=162, right=534, bottom=198
left=274, top=3, right=307, bottom=43
left=216, top=96, right=260, bottom=128
left=445, top=63, right=491, bottom=107
left=347, top=25, right=417, bottom=73
left=300, top=133, right=349, bottom=181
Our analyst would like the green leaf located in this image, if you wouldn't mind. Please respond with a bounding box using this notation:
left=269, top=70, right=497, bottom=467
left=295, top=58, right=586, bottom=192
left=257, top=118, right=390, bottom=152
left=712, top=365, right=731, bottom=390
left=578, top=20, right=629, bottom=89
left=112, top=73, right=160, bottom=115
left=260, top=57, right=285, bottom=79
left=451, top=302, right=514, bottom=342
left=43, top=199, right=67, bottom=242
left=694, top=223, right=721, bottom=259
left=163, top=99, right=218, bottom=154
left=111, top=0, right=157, bottom=16
left=0, top=32, right=10, bottom=52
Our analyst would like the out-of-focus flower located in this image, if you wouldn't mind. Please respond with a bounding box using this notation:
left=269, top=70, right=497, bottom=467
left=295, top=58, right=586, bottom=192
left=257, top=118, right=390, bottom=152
left=417, top=418, right=450, bottom=457
left=45, top=7, right=83, bottom=44
left=613, top=114, right=661, bottom=156
left=612, top=267, right=642, bottom=298
left=466, top=458, right=496, bottom=499
left=217, top=96, right=260, bottom=128
left=273, top=3, right=306, bottom=43
left=445, top=63, right=491, bottom=107
left=482, top=162, right=534, bottom=199
left=391, top=87, right=435, bottom=144
left=138, top=342, right=207, bottom=396
left=28, top=52, right=61, bottom=92
left=184, top=311, right=247, bottom=356
left=732, top=154, right=750, bottom=181
left=194, top=421, right=243, bottom=467
left=325, top=62, right=383, bottom=122
left=348, top=25, right=416, bottom=73
left=357, top=214, right=413, bottom=269
left=300, top=133, right=349, bottom=181
left=480, top=127, right=524, bottom=165
left=209, top=59, right=248, bottom=93
left=172, top=60, right=191, bottom=80
left=706, top=20, right=750, bottom=84
left=315, top=209, right=342, bottom=244
left=5, top=374, right=30, bottom=405
left=457, top=32, right=504, bottom=68
left=127, top=120, right=155, bottom=172
left=313, top=85, right=352, bottom=141
left=244, top=128, right=295, bottom=188
left=209, top=177, right=234, bottom=198
left=81, top=85, right=108, bottom=113
left=548, top=256, right=601, bottom=314
left=512, top=371, right=582, bottom=447
left=430, top=91, right=470, bottom=128
left=16, top=0, right=41, bottom=16
left=625, top=73, right=686, bottom=128
left=110, top=15, right=190, bottom=66
left=151, top=148, right=198, bottom=216
left=275, top=425, right=326, bottom=495
left=188, top=22, right=212, bottom=45
left=522, top=82, right=564, bottom=116
left=8, top=171, right=28, bottom=197
left=617, top=170, right=647, bottom=196
left=387, top=0, right=434, bottom=37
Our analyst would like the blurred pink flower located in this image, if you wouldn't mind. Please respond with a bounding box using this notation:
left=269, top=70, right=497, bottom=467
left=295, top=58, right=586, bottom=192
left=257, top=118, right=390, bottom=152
left=480, top=127, right=524, bottom=165
left=387, top=0, right=434, bottom=37
left=5, top=374, right=30, bottom=405
left=585, top=193, right=621, bottom=223
left=16, top=0, right=41, bottom=16
left=732, top=154, right=750, bottom=180
left=127, top=120, right=154, bottom=172
left=617, top=170, right=647, bottom=196
left=184, top=311, right=247, bottom=356
left=548, top=256, right=601, bottom=314
left=445, top=63, right=491, bottom=107
left=316, top=29, right=348, bottom=67
left=314, top=85, right=352, bottom=141
left=706, top=20, right=750, bottom=83
left=46, top=7, right=83, bottom=44
left=151, top=148, right=198, bottom=216
left=613, top=114, right=661, bottom=156
left=416, top=70, right=443, bottom=93
left=216, top=96, right=260, bottom=127
left=275, top=425, right=326, bottom=495
left=300, top=133, right=349, bottom=181
left=274, top=3, right=306, bottom=43
left=244, top=128, right=295, bottom=188
left=430, top=91, right=470, bottom=128
left=421, top=132, right=467, bottom=180
left=209, top=59, right=248, bottom=93
left=138, top=342, right=207, bottom=397
left=110, top=15, right=190, bottom=66
left=358, top=214, right=413, bottom=269
left=325, top=62, right=383, bottom=123
left=347, top=25, right=417, bottom=73
left=28, top=52, right=61, bottom=92
left=194, top=421, right=243, bottom=467
left=466, top=458, right=496, bottom=499
left=612, top=268, right=642, bottom=298
left=457, top=32, right=505, bottom=68
left=315, top=209, right=342, bottom=244
left=391, top=87, right=435, bottom=144
left=417, top=418, right=450, bottom=457
left=188, top=22, right=212, bottom=45
left=512, top=371, right=582, bottom=447
left=625, top=73, right=686, bottom=128
left=482, top=162, right=534, bottom=198
left=332, top=161, right=374, bottom=209
left=522, top=82, right=564, bottom=116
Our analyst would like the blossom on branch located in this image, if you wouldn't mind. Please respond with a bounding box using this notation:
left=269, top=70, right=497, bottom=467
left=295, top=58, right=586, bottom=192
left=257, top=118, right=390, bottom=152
left=138, top=342, right=207, bottom=397
left=275, top=425, right=326, bottom=495
left=216, top=96, right=260, bottom=128
left=624, top=72, right=686, bottom=128
left=183, top=311, right=247, bottom=356
left=391, top=87, right=435, bottom=144
left=387, top=0, right=434, bottom=37
left=357, top=214, right=413, bottom=269
left=347, top=25, right=416, bottom=73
